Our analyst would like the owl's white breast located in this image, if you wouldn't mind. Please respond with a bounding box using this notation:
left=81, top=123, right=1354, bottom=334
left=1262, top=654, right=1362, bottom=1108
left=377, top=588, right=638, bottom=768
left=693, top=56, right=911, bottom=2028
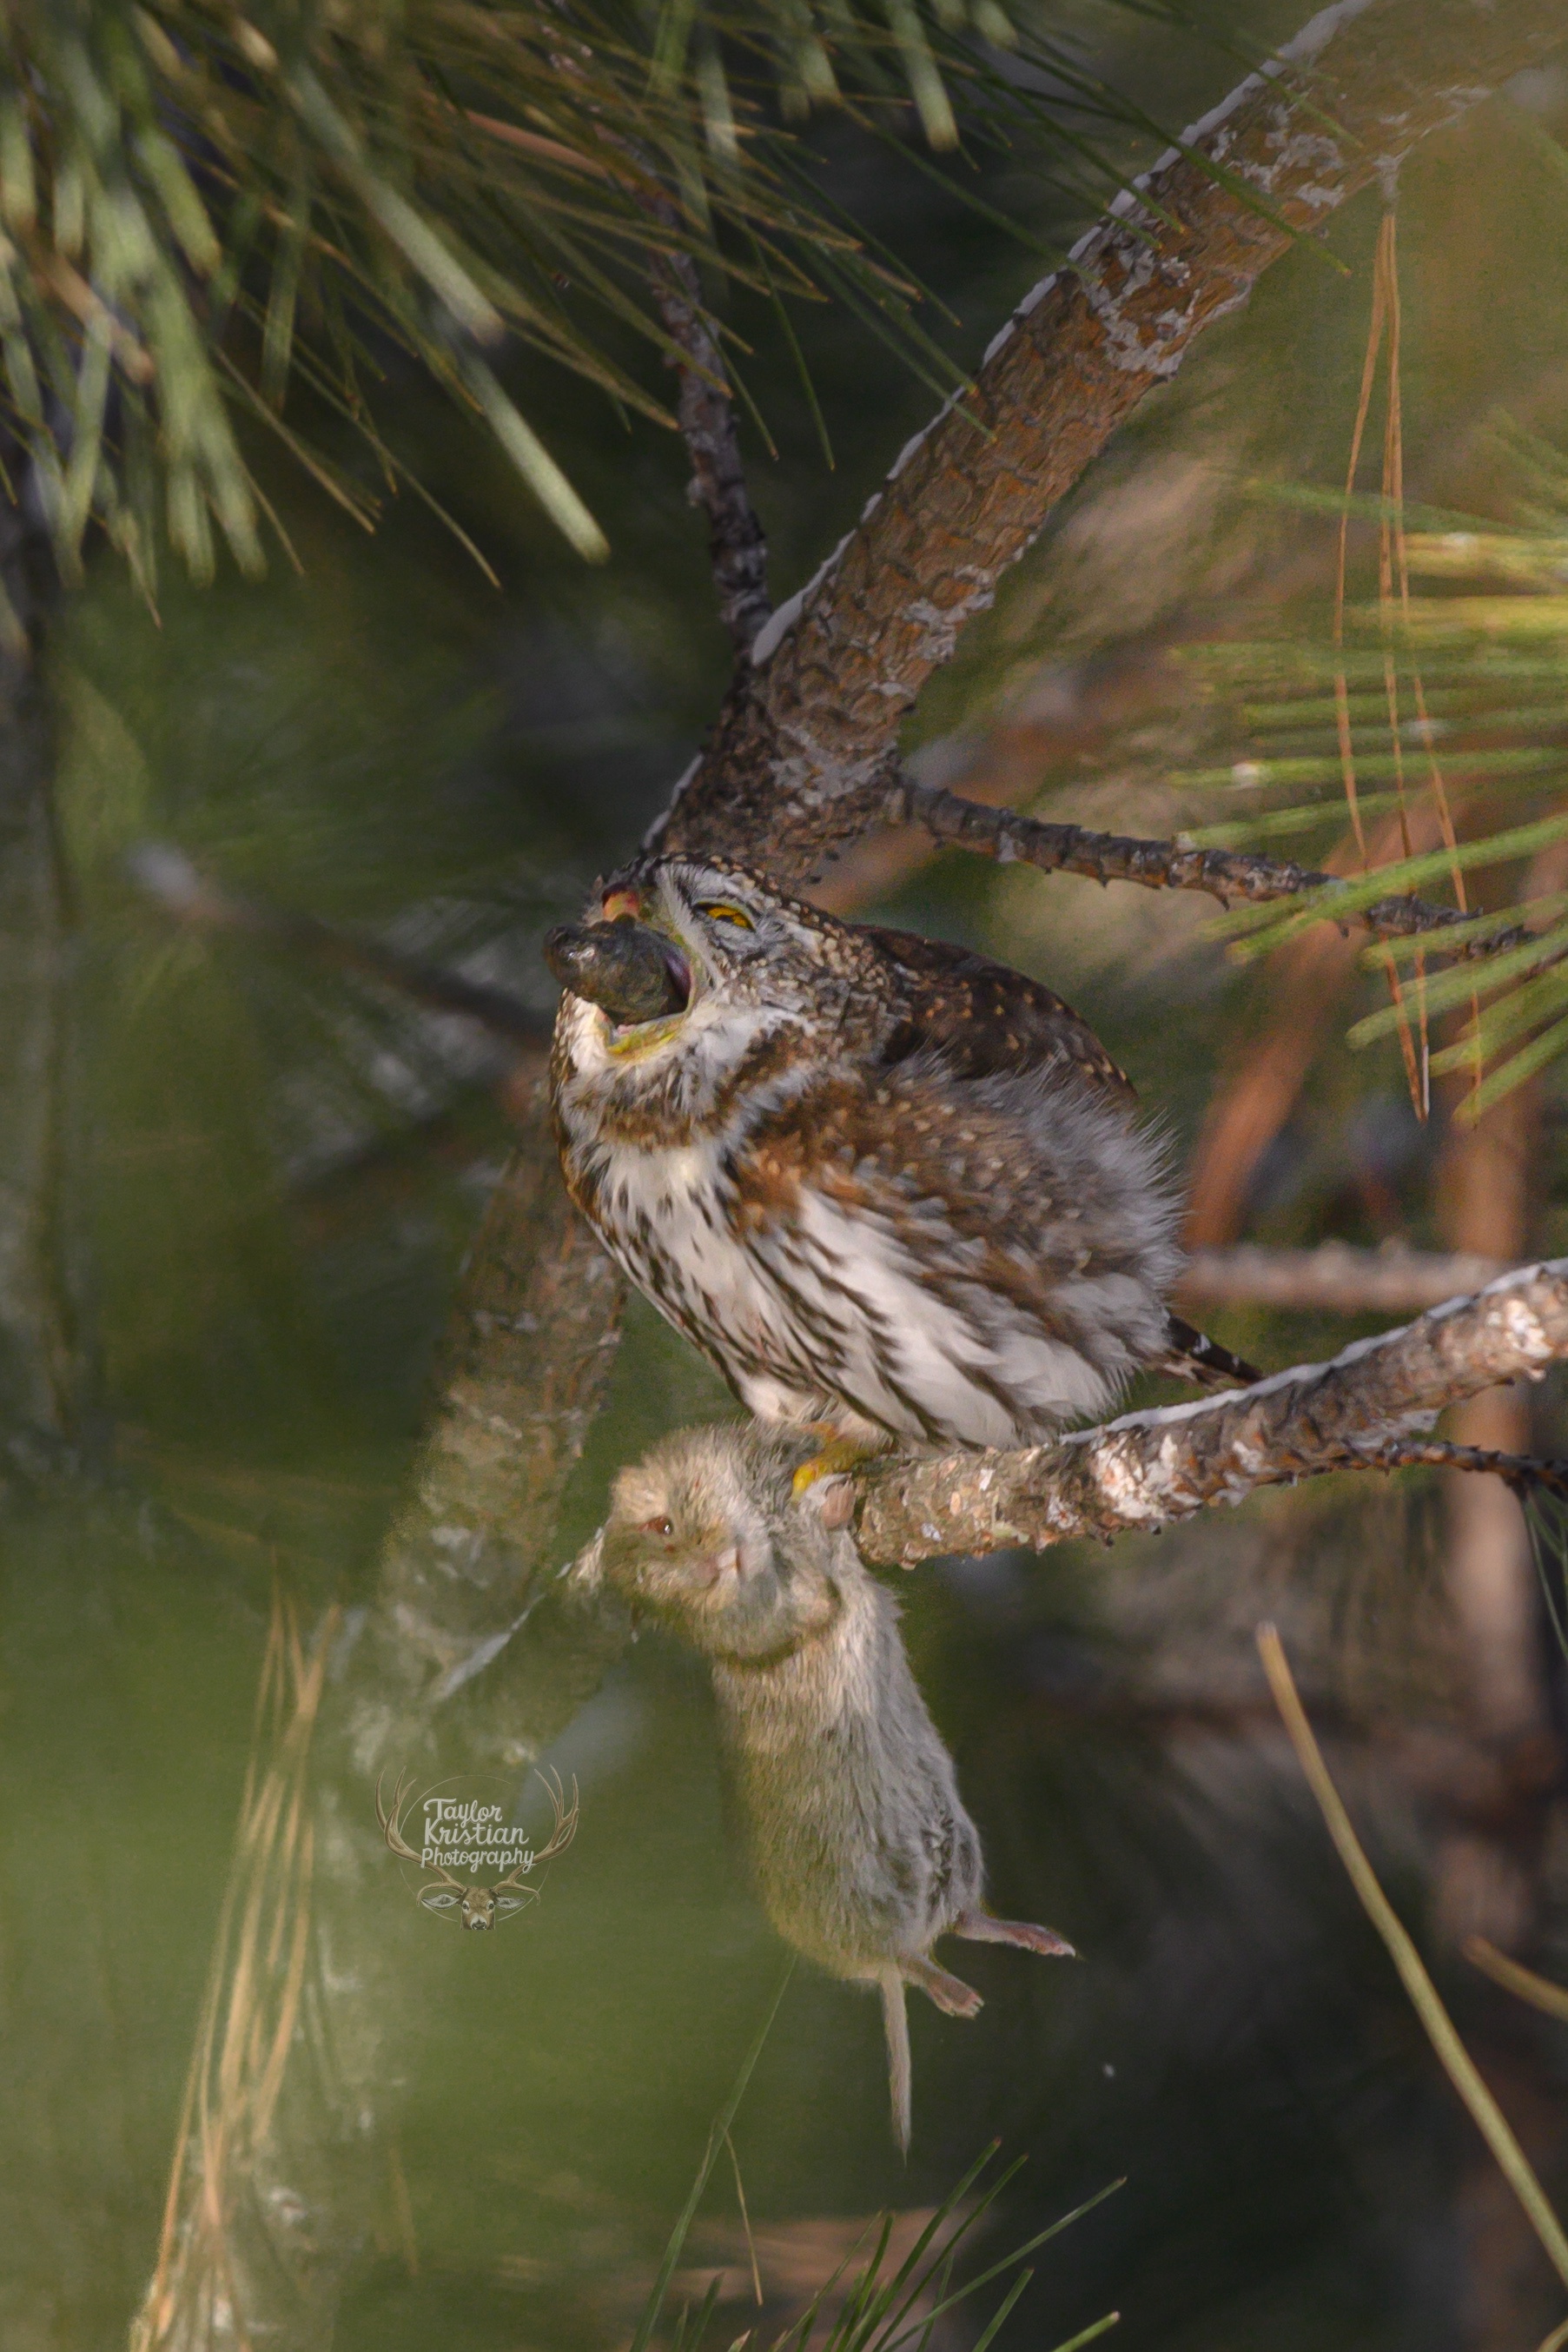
left=588, top=1129, right=811, bottom=1370
left=756, top=1191, right=1124, bottom=1441
left=592, top=1141, right=1126, bottom=1444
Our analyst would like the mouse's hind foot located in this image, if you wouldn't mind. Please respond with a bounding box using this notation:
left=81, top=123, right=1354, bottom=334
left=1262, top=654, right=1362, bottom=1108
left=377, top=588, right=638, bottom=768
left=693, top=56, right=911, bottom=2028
left=952, top=1909, right=1075, bottom=1958
left=903, top=1954, right=982, bottom=2017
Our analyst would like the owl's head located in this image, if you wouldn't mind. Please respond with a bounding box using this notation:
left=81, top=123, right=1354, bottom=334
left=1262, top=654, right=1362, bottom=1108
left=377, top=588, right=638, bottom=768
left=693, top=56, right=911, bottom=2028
left=571, top=1424, right=849, bottom=1660
left=546, top=855, right=870, bottom=1094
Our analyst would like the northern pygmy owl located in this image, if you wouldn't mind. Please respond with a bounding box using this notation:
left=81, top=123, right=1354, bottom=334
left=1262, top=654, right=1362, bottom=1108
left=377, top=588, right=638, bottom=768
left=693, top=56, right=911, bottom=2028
left=545, top=855, right=1250, bottom=1452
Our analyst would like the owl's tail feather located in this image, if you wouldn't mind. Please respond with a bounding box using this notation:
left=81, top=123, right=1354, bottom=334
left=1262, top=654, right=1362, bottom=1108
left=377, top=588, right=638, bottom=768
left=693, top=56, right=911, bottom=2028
left=880, top=1969, right=912, bottom=2156
left=1161, top=1313, right=1262, bottom=1391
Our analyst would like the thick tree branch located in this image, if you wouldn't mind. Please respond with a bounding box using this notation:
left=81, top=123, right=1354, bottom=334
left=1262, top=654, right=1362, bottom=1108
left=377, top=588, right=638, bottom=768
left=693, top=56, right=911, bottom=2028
left=341, top=1079, right=626, bottom=1749
left=664, top=0, right=1568, bottom=882
left=885, top=778, right=1529, bottom=953
left=855, top=1260, right=1568, bottom=1567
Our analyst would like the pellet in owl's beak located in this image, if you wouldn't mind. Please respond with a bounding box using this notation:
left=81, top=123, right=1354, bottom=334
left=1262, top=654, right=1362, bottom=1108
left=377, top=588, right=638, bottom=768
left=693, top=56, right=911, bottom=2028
left=543, top=918, right=691, bottom=1024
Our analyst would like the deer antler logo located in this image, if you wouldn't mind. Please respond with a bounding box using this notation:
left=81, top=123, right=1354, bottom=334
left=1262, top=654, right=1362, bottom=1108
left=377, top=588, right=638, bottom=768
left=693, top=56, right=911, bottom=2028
left=375, top=1766, right=579, bottom=1930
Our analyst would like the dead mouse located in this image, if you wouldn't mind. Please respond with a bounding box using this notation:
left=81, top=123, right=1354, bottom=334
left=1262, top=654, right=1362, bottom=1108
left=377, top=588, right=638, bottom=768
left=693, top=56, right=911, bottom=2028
left=572, top=1422, right=1074, bottom=2150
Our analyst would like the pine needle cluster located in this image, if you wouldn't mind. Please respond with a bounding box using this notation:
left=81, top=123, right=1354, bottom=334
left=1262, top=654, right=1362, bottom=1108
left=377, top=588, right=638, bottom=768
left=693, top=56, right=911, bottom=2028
left=0, top=0, right=1204, bottom=595
left=1176, top=432, right=1568, bottom=1114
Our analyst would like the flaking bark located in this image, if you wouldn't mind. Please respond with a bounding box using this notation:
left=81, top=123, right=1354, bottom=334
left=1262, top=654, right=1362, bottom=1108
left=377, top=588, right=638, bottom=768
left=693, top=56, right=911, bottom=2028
left=855, top=1261, right=1568, bottom=1567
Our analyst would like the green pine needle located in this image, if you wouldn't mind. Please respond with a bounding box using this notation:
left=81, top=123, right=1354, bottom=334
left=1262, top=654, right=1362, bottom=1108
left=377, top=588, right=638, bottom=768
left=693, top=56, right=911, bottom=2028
left=0, top=0, right=1245, bottom=580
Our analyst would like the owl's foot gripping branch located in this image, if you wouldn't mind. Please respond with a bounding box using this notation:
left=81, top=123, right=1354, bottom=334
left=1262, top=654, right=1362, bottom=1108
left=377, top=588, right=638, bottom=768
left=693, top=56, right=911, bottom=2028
left=853, top=1260, right=1568, bottom=1569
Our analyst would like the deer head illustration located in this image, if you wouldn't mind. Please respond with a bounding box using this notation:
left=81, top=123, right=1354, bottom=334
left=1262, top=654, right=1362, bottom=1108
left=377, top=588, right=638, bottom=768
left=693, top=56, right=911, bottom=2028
left=375, top=1766, right=579, bottom=1929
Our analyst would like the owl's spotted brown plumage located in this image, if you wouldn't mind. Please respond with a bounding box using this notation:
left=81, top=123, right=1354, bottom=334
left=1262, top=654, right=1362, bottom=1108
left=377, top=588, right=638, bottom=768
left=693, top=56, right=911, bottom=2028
left=546, top=854, right=1252, bottom=1451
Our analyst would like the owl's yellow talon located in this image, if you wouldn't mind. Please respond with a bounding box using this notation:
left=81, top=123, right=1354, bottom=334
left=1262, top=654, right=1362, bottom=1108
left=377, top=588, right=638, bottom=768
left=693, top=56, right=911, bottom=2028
left=791, top=1435, right=886, bottom=1498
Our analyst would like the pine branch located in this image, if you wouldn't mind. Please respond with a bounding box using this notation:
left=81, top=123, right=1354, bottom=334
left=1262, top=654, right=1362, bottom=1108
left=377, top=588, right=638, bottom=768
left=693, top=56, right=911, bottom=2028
left=1177, top=1245, right=1514, bottom=1315
left=883, top=776, right=1527, bottom=951
left=855, top=1261, right=1568, bottom=1567
left=1355, top=1439, right=1568, bottom=1496
left=127, top=845, right=552, bottom=1049
left=350, top=1082, right=626, bottom=1731
left=18, top=0, right=1191, bottom=584
left=664, top=0, right=1568, bottom=881
left=645, top=230, right=772, bottom=658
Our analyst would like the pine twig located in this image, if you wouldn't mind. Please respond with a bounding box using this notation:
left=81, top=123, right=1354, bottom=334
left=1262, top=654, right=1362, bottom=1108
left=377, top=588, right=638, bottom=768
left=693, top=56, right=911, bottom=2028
left=645, top=229, right=771, bottom=659
left=885, top=777, right=1527, bottom=955
left=1349, top=1438, right=1568, bottom=1500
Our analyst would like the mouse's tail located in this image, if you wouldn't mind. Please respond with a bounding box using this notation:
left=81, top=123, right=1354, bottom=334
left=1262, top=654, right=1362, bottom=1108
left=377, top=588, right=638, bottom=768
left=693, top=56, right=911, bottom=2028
left=880, top=1968, right=911, bottom=2156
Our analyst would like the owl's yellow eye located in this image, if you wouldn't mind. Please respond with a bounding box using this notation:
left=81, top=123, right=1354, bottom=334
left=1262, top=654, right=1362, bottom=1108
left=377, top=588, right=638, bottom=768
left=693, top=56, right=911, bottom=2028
left=698, top=902, right=755, bottom=931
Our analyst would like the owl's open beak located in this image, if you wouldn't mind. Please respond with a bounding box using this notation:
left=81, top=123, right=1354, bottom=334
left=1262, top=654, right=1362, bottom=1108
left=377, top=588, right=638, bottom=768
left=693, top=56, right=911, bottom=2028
left=543, top=918, right=691, bottom=1026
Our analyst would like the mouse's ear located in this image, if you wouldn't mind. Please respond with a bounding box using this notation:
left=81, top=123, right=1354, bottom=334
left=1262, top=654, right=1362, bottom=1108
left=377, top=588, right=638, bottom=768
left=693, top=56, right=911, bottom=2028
left=796, top=1474, right=856, bottom=1531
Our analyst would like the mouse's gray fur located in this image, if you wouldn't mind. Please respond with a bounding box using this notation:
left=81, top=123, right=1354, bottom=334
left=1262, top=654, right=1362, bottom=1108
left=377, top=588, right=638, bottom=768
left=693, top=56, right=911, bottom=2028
left=572, top=1422, right=1073, bottom=2149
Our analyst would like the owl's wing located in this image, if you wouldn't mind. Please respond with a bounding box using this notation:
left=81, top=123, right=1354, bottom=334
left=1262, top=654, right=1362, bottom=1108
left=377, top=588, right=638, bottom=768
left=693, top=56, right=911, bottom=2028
left=857, top=925, right=1135, bottom=1099
left=729, top=1056, right=1168, bottom=1443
